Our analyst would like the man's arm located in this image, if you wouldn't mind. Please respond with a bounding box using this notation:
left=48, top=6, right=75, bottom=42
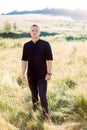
left=46, top=60, right=52, bottom=74
left=22, top=61, right=27, bottom=82
left=45, top=60, right=52, bottom=81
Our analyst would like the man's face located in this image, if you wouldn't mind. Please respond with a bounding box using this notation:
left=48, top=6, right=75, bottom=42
left=30, top=26, right=40, bottom=38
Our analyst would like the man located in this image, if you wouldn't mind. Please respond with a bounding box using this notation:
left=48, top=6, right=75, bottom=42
left=21, top=24, right=53, bottom=120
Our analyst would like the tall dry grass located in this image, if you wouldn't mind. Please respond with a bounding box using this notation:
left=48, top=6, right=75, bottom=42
left=0, top=14, right=87, bottom=130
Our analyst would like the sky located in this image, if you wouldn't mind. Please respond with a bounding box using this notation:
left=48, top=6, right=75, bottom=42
left=0, top=0, right=87, bottom=14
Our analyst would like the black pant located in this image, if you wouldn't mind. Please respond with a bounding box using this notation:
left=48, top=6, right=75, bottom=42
left=27, top=77, right=49, bottom=118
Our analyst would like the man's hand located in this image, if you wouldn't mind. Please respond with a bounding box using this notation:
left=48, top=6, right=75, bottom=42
left=22, top=61, right=27, bottom=83
left=45, top=74, right=51, bottom=81
left=22, top=75, right=27, bottom=83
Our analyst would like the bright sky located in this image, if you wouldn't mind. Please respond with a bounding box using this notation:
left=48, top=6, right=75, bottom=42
left=0, top=0, right=87, bottom=14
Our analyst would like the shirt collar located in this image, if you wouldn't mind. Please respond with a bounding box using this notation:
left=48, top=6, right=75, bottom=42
left=31, top=39, right=40, bottom=44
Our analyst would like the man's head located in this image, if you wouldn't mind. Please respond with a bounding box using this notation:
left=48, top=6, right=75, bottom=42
left=30, top=24, right=40, bottom=38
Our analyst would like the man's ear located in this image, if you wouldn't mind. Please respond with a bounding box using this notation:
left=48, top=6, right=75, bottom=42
left=39, top=31, right=41, bottom=36
left=29, top=32, right=31, bottom=37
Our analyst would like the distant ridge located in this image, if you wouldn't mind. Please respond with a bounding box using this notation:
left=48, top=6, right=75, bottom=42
left=2, top=8, right=87, bottom=20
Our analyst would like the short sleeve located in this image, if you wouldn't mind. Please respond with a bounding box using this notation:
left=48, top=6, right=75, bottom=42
left=46, top=42, right=53, bottom=60
left=21, top=44, right=28, bottom=61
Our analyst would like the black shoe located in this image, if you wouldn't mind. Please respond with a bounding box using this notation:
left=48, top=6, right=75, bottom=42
left=44, top=117, right=52, bottom=124
left=33, top=105, right=37, bottom=112
left=43, top=113, right=51, bottom=123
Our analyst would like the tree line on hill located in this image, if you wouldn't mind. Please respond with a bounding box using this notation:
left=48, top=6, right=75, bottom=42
left=2, top=8, right=87, bottom=20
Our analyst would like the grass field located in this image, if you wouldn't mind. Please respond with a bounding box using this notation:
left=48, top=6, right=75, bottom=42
left=0, top=14, right=87, bottom=130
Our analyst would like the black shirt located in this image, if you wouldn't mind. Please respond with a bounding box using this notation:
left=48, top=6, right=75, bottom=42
left=22, top=39, right=53, bottom=79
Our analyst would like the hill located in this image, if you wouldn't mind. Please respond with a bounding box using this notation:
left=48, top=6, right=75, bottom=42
left=2, top=8, right=87, bottom=20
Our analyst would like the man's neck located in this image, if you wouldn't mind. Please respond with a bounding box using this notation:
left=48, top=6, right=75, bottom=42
left=32, top=38, right=39, bottom=43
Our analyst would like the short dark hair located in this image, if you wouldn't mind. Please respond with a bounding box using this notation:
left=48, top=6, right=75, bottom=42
left=31, top=24, right=39, bottom=28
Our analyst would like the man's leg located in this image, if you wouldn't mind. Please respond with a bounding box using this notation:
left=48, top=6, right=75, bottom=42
left=27, top=77, right=38, bottom=111
left=38, top=79, right=49, bottom=119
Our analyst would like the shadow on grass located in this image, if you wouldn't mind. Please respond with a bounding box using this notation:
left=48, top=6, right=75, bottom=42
left=0, top=31, right=58, bottom=39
